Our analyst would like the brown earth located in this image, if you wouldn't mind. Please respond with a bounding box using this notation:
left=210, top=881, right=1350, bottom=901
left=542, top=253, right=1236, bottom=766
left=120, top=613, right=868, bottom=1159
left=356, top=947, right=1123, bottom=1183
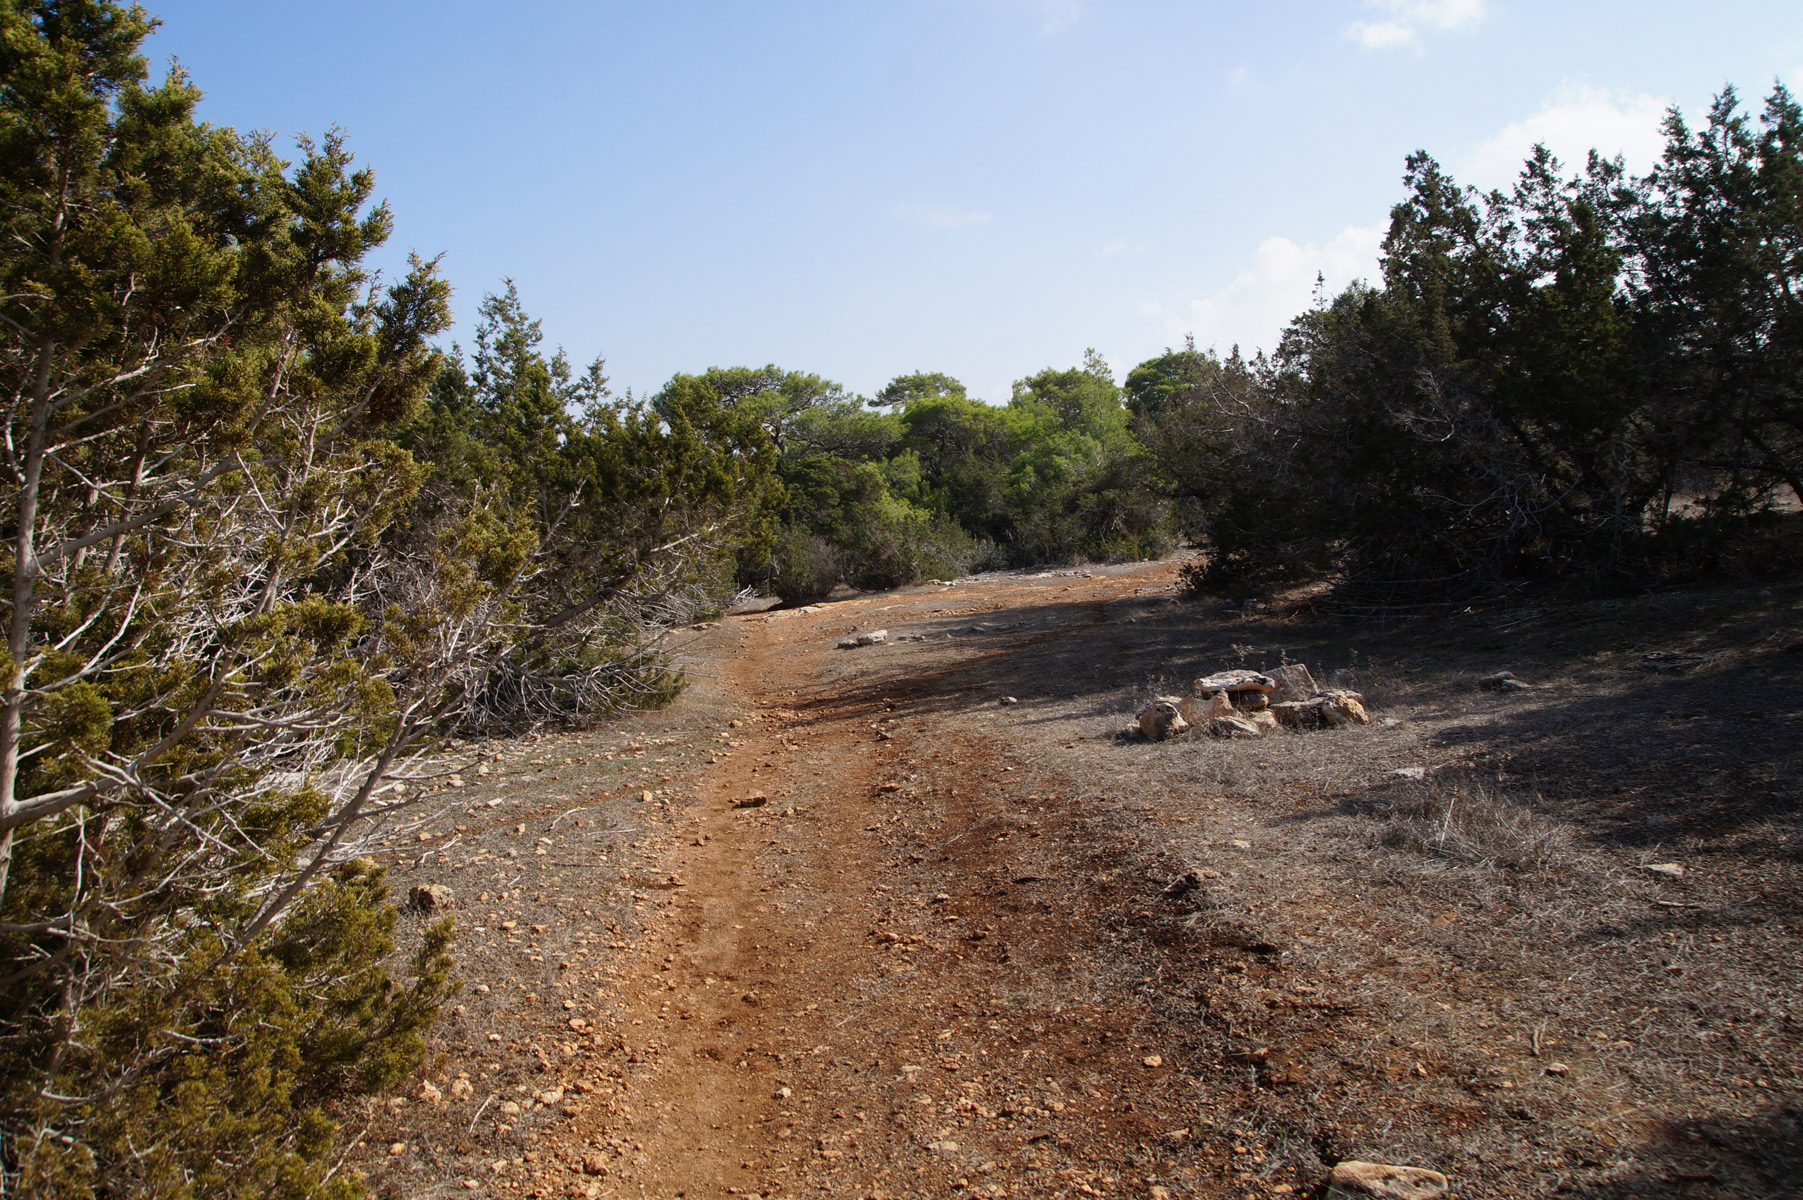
left=352, top=558, right=1802, bottom=1200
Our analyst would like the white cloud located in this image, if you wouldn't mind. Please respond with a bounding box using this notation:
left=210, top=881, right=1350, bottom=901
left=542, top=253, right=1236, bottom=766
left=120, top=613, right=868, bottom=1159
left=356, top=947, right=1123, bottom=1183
left=1152, top=225, right=1384, bottom=358
left=1348, top=20, right=1419, bottom=50
left=893, top=202, right=993, bottom=229
left=1462, top=83, right=1669, bottom=189
left=1096, top=236, right=1141, bottom=257
left=1346, top=0, right=1485, bottom=52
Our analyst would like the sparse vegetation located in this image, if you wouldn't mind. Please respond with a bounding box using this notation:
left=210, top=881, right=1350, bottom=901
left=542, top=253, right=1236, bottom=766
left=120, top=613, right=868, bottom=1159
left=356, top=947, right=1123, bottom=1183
left=1369, top=776, right=1573, bottom=875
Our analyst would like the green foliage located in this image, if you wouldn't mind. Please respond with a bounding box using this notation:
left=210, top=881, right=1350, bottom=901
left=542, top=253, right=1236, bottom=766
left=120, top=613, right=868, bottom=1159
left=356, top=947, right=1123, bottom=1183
left=0, top=2, right=780, bottom=1185
left=998, top=352, right=1173, bottom=563
left=1141, top=85, right=1803, bottom=603
left=892, top=390, right=1017, bottom=543
left=1629, top=85, right=1803, bottom=516
left=19, top=863, right=455, bottom=1200
left=724, top=351, right=1171, bottom=601
left=765, top=452, right=990, bottom=602
left=1010, top=349, right=1134, bottom=450
left=394, top=298, right=779, bottom=730
left=872, top=370, right=966, bottom=409
left=768, top=525, right=841, bottom=605
left=0, top=7, right=618, bottom=1196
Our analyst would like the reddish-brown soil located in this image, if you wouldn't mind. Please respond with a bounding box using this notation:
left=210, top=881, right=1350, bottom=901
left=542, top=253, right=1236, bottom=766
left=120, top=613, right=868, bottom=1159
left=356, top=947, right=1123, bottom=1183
left=354, top=559, right=1802, bottom=1200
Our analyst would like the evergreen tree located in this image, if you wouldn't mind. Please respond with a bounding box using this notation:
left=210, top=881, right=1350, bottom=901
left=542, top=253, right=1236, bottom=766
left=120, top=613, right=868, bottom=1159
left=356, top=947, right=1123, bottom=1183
left=1631, top=85, right=1803, bottom=520
left=0, top=4, right=464, bottom=1194
left=1153, top=85, right=1803, bottom=602
left=0, top=6, right=783, bottom=1191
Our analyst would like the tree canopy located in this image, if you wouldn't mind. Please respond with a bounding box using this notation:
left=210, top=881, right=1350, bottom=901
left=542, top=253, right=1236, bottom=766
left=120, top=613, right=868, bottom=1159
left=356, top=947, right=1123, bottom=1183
left=1156, top=85, right=1803, bottom=604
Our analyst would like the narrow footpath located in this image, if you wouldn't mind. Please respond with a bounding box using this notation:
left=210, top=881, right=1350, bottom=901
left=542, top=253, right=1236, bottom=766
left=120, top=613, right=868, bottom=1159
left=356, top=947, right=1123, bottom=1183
left=535, top=564, right=1220, bottom=1200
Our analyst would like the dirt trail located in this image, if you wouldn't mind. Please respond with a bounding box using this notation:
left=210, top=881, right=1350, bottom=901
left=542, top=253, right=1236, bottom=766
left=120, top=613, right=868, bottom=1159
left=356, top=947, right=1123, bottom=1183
left=551, top=565, right=1206, bottom=1200
left=367, top=560, right=1803, bottom=1200
left=571, top=632, right=901, bottom=1196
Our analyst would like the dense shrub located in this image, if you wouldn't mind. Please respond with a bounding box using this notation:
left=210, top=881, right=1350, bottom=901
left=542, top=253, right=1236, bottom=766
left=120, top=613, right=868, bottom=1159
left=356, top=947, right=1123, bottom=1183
left=0, top=7, right=773, bottom=1194
left=1136, top=86, right=1803, bottom=604
left=729, top=352, right=1180, bottom=601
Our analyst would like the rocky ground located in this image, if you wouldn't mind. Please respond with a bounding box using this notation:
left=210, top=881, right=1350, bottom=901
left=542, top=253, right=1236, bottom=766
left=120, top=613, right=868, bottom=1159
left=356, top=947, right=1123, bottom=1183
left=344, top=558, right=1802, bottom=1200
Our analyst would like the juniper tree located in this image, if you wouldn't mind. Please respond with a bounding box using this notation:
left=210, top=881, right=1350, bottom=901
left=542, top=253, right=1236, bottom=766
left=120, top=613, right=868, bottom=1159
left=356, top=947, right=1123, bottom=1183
left=1148, top=85, right=1803, bottom=601
left=1630, top=85, right=1803, bottom=520
left=0, top=13, right=795, bottom=1189
left=400, top=299, right=783, bottom=731
left=0, top=4, right=469, bottom=1194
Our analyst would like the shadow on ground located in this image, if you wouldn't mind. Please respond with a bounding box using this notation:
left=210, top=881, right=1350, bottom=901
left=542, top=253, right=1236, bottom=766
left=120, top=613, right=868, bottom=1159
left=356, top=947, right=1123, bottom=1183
left=1560, top=1102, right=1803, bottom=1199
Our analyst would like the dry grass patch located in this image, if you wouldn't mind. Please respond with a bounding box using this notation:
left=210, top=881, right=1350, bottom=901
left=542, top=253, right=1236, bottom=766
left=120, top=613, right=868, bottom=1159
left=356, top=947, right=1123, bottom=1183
left=1365, top=775, right=1574, bottom=876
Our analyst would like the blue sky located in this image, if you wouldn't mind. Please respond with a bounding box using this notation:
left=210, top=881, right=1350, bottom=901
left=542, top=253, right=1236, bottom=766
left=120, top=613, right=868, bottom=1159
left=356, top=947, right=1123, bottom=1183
left=145, top=1, right=1802, bottom=402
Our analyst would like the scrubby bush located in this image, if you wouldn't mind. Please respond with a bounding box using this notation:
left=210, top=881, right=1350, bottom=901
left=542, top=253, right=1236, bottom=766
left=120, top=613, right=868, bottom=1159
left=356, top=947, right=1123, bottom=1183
left=771, top=525, right=844, bottom=604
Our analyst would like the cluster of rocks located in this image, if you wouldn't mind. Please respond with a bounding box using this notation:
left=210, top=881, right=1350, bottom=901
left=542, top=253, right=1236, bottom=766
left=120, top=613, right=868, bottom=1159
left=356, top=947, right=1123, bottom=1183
left=1133, top=664, right=1370, bottom=741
